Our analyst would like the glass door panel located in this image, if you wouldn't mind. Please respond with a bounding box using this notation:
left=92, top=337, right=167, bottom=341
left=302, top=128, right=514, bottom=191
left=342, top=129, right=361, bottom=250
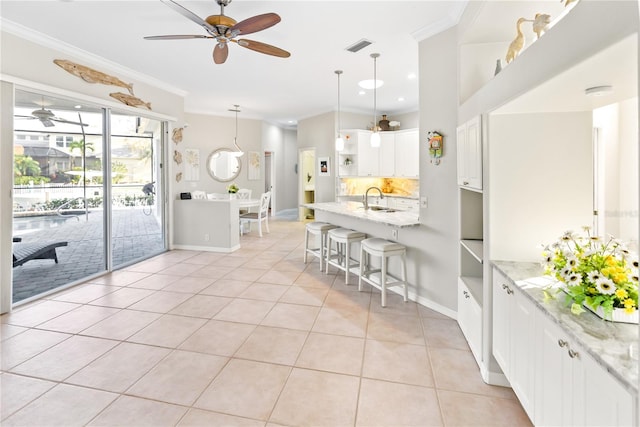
left=110, top=113, right=165, bottom=268
left=12, top=89, right=106, bottom=303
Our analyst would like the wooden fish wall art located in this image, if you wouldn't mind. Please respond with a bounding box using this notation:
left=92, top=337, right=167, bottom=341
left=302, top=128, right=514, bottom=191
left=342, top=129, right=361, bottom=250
left=54, top=58, right=152, bottom=110
left=176, top=172, right=183, bottom=182
left=174, top=150, right=183, bottom=165
left=54, top=59, right=134, bottom=95
left=109, top=92, right=152, bottom=110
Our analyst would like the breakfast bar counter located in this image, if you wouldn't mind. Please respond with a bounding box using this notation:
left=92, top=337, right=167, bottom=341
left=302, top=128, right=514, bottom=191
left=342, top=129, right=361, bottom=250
left=304, top=202, right=420, bottom=228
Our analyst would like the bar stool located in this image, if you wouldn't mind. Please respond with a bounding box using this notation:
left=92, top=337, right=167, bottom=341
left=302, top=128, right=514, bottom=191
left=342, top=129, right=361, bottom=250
left=359, top=237, right=408, bottom=307
left=304, top=222, right=338, bottom=271
left=325, top=228, right=366, bottom=284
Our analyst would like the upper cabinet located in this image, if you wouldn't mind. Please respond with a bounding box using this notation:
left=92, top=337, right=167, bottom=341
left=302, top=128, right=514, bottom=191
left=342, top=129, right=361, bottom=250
left=456, top=116, right=482, bottom=190
left=338, top=128, right=419, bottom=179
left=394, top=129, right=419, bottom=178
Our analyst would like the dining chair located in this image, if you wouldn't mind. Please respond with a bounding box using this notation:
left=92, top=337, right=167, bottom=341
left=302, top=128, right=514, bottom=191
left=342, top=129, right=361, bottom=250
left=237, top=188, right=252, bottom=215
left=240, top=191, right=271, bottom=237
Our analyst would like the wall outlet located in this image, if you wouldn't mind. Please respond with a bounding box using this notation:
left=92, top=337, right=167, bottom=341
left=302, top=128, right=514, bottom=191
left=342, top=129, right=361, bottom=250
left=420, top=196, right=427, bottom=208
left=204, top=233, right=210, bottom=241
left=391, top=229, right=398, bottom=240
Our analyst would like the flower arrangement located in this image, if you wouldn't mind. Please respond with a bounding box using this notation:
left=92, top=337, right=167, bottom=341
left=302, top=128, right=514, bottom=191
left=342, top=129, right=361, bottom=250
left=227, top=183, right=239, bottom=194
left=541, top=227, right=639, bottom=320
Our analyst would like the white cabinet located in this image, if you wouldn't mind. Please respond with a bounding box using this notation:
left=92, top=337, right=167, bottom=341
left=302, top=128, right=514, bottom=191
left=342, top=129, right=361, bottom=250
left=534, top=309, right=635, bottom=427
left=394, top=129, right=419, bottom=177
left=458, top=277, right=482, bottom=362
left=492, top=269, right=535, bottom=418
left=456, top=115, right=482, bottom=190
left=493, top=270, right=637, bottom=427
left=337, top=130, right=367, bottom=177
left=357, top=134, right=379, bottom=177
left=379, top=132, right=395, bottom=176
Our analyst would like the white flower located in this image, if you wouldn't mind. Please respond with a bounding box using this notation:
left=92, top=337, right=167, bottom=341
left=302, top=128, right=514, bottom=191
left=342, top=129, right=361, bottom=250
left=565, top=255, right=578, bottom=270
left=587, top=270, right=602, bottom=283
left=566, top=272, right=582, bottom=285
left=595, top=277, right=616, bottom=295
left=561, top=267, right=573, bottom=280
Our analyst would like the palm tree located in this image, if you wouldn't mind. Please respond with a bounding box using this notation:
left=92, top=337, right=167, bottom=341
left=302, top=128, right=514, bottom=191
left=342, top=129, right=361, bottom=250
left=69, top=139, right=95, bottom=169
left=14, top=155, right=41, bottom=177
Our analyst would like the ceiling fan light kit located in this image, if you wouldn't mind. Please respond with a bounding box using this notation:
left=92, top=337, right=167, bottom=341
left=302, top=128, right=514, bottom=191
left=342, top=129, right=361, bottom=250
left=145, top=0, right=290, bottom=64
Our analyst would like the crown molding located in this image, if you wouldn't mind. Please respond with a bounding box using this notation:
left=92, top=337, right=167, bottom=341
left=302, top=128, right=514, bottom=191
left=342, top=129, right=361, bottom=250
left=1, top=18, right=188, bottom=98
left=411, top=1, right=468, bottom=42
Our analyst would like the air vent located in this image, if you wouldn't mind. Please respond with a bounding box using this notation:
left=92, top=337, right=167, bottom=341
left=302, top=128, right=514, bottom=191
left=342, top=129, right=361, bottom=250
left=345, top=39, right=373, bottom=53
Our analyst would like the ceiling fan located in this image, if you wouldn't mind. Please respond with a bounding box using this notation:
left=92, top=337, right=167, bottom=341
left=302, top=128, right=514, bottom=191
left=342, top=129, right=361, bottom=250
left=15, top=105, right=87, bottom=128
left=145, top=0, right=290, bottom=64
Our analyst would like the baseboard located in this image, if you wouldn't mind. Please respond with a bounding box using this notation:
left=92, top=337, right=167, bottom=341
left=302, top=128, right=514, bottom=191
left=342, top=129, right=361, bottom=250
left=171, top=244, right=240, bottom=253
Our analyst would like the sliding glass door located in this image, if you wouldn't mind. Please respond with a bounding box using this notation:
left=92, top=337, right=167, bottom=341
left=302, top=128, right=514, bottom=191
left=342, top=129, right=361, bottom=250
left=12, top=88, right=167, bottom=304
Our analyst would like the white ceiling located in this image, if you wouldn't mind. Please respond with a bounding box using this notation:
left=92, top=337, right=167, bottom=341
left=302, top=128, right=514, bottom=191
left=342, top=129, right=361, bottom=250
left=0, top=0, right=469, bottom=128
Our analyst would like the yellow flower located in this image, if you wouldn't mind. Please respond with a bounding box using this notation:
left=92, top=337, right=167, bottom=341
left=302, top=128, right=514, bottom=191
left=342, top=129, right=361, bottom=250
left=605, top=256, right=618, bottom=267
left=615, top=289, right=628, bottom=299
left=614, top=272, right=628, bottom=284
left=625, top=306, right=636, bottom=315
left=623, top=298, right=636, bottom=309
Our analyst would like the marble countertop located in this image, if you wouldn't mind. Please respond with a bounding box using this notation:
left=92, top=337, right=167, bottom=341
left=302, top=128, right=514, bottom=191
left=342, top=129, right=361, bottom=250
left=303, top=202, right=420, bottom=227
left=492, top=260, right=638, bottom=395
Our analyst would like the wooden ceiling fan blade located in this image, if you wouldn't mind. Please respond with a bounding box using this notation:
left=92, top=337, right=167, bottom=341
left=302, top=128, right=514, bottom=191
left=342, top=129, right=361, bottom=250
left=236, top=39, right=290, bottom=58
left=160, top=0, right=218, bottom=36
left=52, top=118, right=88, bottom=127
left=231, top=13, right=281, bottom=36
left=144, top=35, right=213, bottom=40
left=14, top=115, right=37, bottom=120
left=213, top=43, right=229, bottom=64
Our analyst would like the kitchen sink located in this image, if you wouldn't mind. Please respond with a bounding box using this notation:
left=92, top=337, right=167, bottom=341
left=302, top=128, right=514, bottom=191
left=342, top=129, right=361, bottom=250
left=368, top=206, right=397, bottom=212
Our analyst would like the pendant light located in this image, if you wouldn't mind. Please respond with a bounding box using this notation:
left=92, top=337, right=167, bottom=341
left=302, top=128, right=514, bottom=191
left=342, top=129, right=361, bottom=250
left=335, top=70, right=345, bottom=152
left=370, top=53, right=381, bottom=147
left=229, top=104, right=244, bottom=157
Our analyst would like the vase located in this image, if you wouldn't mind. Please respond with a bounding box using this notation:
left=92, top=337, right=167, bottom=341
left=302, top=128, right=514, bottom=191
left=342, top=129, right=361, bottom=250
left=378, top=114, right=390, bottom=131
left=494, top=59, right=502, bottom=75
left=584, top=303, right=639, bottom=324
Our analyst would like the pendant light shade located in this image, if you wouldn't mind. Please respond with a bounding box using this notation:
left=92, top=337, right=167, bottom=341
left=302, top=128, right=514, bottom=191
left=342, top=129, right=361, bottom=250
left=335, top=70, right=345, bottom=151
left=229, top=104, right=244, bottom=157
left=370, top=53, right=381, bottom=148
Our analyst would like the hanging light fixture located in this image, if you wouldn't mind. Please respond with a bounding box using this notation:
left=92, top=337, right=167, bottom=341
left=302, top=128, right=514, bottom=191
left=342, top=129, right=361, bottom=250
left=335, top=70, right=345, bottom=152
left=370, top=53, right=381, bottom=147
left=229, top=104, right=244, bottom=157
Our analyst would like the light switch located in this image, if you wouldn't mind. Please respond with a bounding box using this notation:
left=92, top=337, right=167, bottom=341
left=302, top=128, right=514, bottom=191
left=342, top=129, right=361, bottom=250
left=420, top=197, right=427, bottom=208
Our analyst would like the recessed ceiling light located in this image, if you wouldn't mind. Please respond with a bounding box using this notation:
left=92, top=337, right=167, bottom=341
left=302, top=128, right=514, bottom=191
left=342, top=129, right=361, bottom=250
left=397, top=97, right=405, bottom=102
left=358, top=79, right=383, bottom=90
left=407, top=73, right=416, bottom=80
left=358, top=90, right=366, bottom=96
left=585, top=85, right=613, bottom=96
left=74, top=104, right=82, bottom=109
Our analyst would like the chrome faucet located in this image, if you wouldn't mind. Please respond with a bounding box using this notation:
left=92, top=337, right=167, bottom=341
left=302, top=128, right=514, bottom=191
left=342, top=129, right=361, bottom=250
left=363, top=187, right=384, bottom=210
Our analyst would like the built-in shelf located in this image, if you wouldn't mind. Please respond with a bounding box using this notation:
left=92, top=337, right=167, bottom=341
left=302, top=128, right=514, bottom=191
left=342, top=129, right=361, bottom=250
left=460, top=239, right=483, bottom=263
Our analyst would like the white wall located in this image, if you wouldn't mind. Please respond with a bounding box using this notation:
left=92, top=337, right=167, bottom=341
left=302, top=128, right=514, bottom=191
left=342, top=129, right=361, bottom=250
left=262, top=122, right=299, bottom=214
left=297, top=112, right=335, bottom=203
left=488, top=112, right=594, bottom=261
left=417, top=26, right=460, bottom=311
left=617, top=98, right=639, bottom=249
left=180, top=113, right=263, bottom=198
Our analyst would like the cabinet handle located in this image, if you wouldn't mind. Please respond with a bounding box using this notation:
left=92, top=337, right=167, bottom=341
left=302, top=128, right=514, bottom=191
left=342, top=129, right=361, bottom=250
left=463, top=290, right=470, bottom=299
left=502, top=283, right=514, bottom=295
left=568, top=349, right=580, bottom=359
left=558, top=339, right=568, bottom=348
left=501, top=283, right=509, bottom=290
left=463, top=181, right=469, bottom=185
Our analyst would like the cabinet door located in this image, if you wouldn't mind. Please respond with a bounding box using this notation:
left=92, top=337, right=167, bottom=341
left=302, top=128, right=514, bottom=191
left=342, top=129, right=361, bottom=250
left=395, top=130, right=419, bottom=177
left=457, top=278, right=482, bottom=362
left=357, top=136, right=379, bottom=176
left=534, top=310, right=575, bottom=426
left=510, top=290, right=536, bottom=418
left=465, top=116, right=482, bottom=190
left=379, top=132, right=395, bottom=176
left=456, top=117, right=483, bottom=190
left=492, top=270, right=511, bottom=377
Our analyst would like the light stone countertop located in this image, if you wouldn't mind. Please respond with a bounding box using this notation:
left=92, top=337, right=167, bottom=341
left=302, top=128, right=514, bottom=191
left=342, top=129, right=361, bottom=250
left=303, top=202, right=420, bottom=228
left=492, top=260, right=638, bottom=395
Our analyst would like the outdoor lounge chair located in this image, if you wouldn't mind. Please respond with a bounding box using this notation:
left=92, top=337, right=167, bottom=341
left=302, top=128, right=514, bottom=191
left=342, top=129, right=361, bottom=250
left=13, top=241, right=68, bottom=267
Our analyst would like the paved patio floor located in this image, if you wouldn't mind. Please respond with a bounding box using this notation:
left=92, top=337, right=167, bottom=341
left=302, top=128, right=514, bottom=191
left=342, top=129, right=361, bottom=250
left=12, top=208, right=164, bottom=303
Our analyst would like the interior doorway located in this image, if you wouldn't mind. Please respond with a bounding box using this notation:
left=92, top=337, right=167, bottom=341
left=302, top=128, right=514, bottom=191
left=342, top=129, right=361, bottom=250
left=298, top=148, right=315, bottom=220
left=264, top=151, right=275, bottom=214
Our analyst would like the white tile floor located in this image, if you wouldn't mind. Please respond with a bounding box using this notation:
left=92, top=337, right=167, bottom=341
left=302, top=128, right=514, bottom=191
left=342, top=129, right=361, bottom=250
left=1, top=218, right=532, bottom=426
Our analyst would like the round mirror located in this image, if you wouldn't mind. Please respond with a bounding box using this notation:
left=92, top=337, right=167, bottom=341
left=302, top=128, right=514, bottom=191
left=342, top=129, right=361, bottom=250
left=207, top=148, right=242, bottom=182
